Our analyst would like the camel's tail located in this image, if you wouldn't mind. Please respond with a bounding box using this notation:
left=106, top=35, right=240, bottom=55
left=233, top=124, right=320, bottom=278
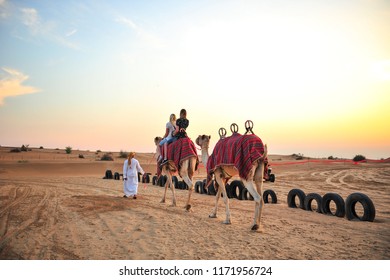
left=165, top=161, right=177, bottom=173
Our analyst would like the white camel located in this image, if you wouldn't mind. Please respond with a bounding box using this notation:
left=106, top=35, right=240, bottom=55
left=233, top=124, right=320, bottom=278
left=195, top=128, right=268, bottom=231
left=154, top=137, right=198, bottom=211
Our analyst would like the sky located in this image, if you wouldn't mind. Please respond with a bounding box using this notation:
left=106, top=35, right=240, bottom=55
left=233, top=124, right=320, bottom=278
left=0, top=0, right=389, bottom=159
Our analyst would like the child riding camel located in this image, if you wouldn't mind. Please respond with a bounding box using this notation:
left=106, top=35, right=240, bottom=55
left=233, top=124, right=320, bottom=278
left=159, top=113, right=177, bottom=164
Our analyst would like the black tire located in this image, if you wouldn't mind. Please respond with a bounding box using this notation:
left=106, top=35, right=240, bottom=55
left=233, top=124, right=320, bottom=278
left=345, top=193, right=375, bottom=222
left=172, top=176, right=179, bottom=189
left=304, top=193, right=322, bottom=213
left=105, top=170, right=113, bottom=179
left=269, top=174, right=275, bottom=183
left=157, top=175, right=166, bottom=187
left=229, top=180, right=244, bottom=200
left=240, top=188, right=248, bottom=200
left=152, top=175, right=158, bottom=185
left=182, top=181, right=189, bottom=190
left=263, top=189, right=277, bottom=204
left=322, top=193, right=345, bottom=217
left=207, top=181, right=217, bottom=195
left=143, top=173, right=150, bottom=184
left=200, top=181, right=207, bottom=194
left=201, top=179, right=208, bottom=194
left=194, top=181, right=202, bottom=193
left=287, top=189, right=306, bottom=209
left=240, top=188, right=254, bottom=200
left=114, top=172, right=120, bottom=180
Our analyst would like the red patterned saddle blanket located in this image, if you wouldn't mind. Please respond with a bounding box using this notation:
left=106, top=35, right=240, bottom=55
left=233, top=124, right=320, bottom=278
left=207, top=133, right=267, bottom=180
left=160, top=137, right=199, bottom=171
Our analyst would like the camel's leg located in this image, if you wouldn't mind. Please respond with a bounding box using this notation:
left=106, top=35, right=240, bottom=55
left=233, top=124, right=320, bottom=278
left=160, top=170, right=168, bottom=204
left=160, top=169, right=177, bottom=207
left=254, top=162, right=265, bottom=227
left=180, top=159, right=194, bottom=211
left=166, top=171, right=177, bottom=207
left=212, top=169, right=231, bottom=224
left=242, top=163, right=263, bottom=231
left=209, top=171, right=222, bottom=218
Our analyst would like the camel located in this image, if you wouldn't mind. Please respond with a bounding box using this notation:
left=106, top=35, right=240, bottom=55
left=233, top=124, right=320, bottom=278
left=154, top=136, right=198, bottom=211
left=195, top=123, right=268, bottom=231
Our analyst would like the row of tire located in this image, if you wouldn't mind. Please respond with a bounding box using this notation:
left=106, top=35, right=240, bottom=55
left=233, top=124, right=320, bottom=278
left=103, top=170, right=121, bottom=180
left=151, top=176, right=278, bottom=204
left=104, top=170, right=150, bottom=181
left=152, top=175, right=189, bottom=190
left=108, top=171, right=375, bottom=222
left=195, top=179, right=278, bottom=203
left=287, top=189, right=376, bottom=222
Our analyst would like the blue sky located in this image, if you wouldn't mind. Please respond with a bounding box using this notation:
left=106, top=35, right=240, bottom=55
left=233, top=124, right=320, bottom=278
left=1, top=0, right=389, bottom=159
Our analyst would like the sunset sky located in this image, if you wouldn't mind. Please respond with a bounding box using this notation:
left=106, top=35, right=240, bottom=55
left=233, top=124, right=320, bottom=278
left=1, top=0, right=389, bottom=159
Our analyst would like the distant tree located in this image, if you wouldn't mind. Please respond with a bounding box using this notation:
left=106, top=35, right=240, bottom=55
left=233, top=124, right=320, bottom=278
left=293, top=153, right=304, bottom=160
left=119, top=150, right=128, bottom=158
left=353, top=155, right=366, bottom=162
left=65, top=146, right=72, bottom=154
left=21, top=144, right=29, bottom=152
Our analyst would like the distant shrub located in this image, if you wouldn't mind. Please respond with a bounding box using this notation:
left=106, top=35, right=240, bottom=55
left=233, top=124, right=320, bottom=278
left=101, top=153, right=114, bottom=161
left=292, top=153, right=304, bottom=160
left=39, top=146, right=44, bottom=149
left=65, top=146, right=72, bottom=154
left=96, top=150, right=101, bottom=153
left=353, top=155, right=366, bottom=162
left=20, top=144, right=29, bottom=152
left=328, top=156, right=334, bottom=160
left=119, top=150, right=128, bottom=158
left=10, top=148, right=21, bottom=153
left=79, top=154, right=85, bottom=159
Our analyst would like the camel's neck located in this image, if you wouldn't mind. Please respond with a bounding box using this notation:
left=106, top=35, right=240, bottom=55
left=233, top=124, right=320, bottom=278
left=200, top=145, right=209, bottom=166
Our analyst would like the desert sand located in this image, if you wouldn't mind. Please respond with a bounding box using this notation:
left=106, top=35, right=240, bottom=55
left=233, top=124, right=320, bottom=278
left=0, top=146, right=389, bottom=260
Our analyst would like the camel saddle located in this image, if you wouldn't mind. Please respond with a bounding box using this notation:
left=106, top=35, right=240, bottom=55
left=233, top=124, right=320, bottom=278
left=160, top=137, right=199, bottom=171
left=207, top=133, right=268, bottom=180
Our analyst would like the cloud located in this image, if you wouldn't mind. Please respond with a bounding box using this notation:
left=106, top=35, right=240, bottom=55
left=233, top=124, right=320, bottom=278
left=66, top=29, right=77, bottom=37
left=0, top=68, right=40, bottom=105
left=115, top=15, right=164, bottom=49
left=11, top=5, right=80, bottom=50
left=0, top=0, right=9, bottom=19
left=116, top=16, right=138, bottom=31
left=20, top=7, right=45, bottom=35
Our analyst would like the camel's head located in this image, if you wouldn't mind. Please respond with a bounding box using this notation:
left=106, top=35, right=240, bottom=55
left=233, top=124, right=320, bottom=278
left=195, top=135, right=211, bottom=149
left=154, top=136, right=162, bottom=146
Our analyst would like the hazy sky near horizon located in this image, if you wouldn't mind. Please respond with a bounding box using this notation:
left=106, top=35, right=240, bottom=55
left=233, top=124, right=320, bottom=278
left=0, top=0, right=389, bottom=159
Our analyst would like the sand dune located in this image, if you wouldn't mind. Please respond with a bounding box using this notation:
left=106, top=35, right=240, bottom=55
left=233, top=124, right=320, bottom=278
left=0, top=147, right=389, bottom=259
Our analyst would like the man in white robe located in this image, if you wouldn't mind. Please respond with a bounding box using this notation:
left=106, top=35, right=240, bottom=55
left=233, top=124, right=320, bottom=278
left=123, top=152, right=145, bottom=199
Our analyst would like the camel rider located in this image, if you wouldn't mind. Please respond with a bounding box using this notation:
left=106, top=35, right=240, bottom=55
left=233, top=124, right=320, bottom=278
left=160, top=109, right=189, bottom=167
left=173, top=108, right=189, bottom=139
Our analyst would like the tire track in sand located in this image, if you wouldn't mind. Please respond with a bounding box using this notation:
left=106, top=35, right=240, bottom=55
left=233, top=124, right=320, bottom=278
left=0, top=185, right=48, bottom=256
